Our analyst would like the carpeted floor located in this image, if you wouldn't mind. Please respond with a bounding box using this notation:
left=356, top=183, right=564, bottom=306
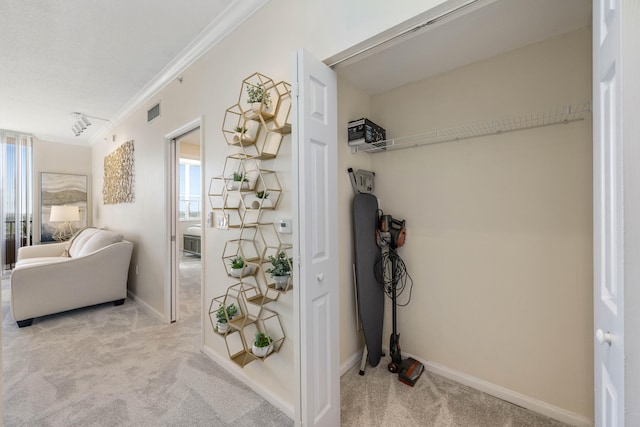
left=340, top=362, right=569, bottom=427
left=3, top=255, right=571, bottom=427
left=2, top=255, right=292, bottom=427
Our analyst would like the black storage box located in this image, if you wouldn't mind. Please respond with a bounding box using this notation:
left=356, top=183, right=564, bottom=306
left=348, top=118, right=386, bottom=147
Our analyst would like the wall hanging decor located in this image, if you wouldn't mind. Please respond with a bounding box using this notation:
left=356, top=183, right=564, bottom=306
left=208, top=72, right=292, bottom=367
left=40, top=172, right=88, bottom=242
left=103, top=140, right=135, bottom=204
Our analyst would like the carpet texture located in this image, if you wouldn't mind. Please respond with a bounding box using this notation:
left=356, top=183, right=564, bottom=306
left=340, top=360, right=570, bottom=427
left=3, top=255, right=571, bottom=426
left=2, top=255, right=292, bottom=427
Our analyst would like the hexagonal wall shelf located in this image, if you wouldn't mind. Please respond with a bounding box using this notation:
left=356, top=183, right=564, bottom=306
left=210, top=72, right=292, bottom=368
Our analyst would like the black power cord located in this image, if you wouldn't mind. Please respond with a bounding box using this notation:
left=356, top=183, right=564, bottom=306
left=374, top=248, right=414, bottom=307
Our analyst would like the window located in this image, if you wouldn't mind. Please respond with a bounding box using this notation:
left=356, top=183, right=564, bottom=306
left=179, top=159, right=201, bottom=221
left=1, top=131, right=33, bottom=274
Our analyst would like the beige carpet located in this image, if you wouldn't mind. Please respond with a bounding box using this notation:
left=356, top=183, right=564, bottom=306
left=2, top=255, right=292, bottom=426
left=3, top=255, right=571, bottom=426
left=341, top=358, right=570, bottom=427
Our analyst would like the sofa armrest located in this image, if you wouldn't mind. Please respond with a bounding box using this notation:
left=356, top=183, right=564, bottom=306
left=17, top=242, right=67, bottom=261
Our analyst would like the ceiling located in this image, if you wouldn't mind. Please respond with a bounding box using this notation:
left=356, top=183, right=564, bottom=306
left=0, top=0, right=262, bottom=145
left=333, top=0, right=592, bottom=96
left=0, top=0, right=591, bottom=146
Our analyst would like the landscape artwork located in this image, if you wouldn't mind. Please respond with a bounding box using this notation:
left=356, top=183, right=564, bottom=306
left=40, top=172, right=88, bottom=242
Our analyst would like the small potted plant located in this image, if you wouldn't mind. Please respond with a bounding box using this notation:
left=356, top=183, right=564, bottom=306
left=266, top=251, right=292, bottom=290
left=230, top=171, right=249, bottom=190
left=229, top=255, right=248, bottom=278
left=251, top=190, right=272, bottom=209
left=252, top=331, right=273, bottom=358
left=246, top=83, right=272, bottom=113
left=215, top=303, right=238, bottom=334
left=233, top=125, right=248, bottom=143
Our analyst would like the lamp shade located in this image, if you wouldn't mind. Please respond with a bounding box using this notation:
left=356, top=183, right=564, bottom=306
left=50, top=205, right=80, bottom=222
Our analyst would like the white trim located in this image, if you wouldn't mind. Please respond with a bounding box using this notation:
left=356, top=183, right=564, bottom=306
left=324, top=0, right=494, bottom=70
left=201, top=345, right=295, bottom=420
left=417, top=356, right=593, bottom=427
left=341, top=347, right=592, bottom=425
left=88, top=0, right=269, bottom=145
left=164, top=117, right=203, bottom=325
left=340, top=348, right=365, bottom=376
left=127, top=291, right=166, bottom=324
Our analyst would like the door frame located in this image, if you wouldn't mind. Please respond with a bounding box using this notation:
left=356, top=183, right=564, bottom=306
left=164, top=117, right=204, bottom=326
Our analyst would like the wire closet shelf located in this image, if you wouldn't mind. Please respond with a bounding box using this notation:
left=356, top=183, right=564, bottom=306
left=353, top=101, right=592, bottom=154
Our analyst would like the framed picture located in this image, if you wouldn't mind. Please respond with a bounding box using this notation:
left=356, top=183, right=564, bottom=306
left=40, top=172, right=88, bottom=242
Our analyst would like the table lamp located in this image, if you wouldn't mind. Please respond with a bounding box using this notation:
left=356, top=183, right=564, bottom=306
left=50, top=205, right=80, bottom=241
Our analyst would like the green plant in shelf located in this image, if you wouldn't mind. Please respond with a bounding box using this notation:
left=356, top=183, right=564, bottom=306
left=234, top=125, right=247, bottom=134
left=265, top=251, right=292, bottom=277
left=254, top=331, right=273, bottom=348
left=230, top=256, right=244, bottom=269
left=246, top=83, right=272, bottom=108
left=216, top=303, right=238, bottom=323
left=232, top=172, right=249, bottom=182
left=255, top=190, right=269, bottom=199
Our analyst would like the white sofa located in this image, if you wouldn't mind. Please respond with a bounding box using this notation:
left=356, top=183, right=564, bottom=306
left=10, top=227, right=133, bottom=327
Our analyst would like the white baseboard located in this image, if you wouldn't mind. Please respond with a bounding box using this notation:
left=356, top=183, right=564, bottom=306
left=202, top=343, right=592, bottom=426
left=349, top=346, right=593, bottom=426
left=201, top=345, right=295, bottom=421
left=127, top=291, right=166, bottom=324
left=341, top=348, right=365, bottom=376
left=405, top=353, right=593, bottom=427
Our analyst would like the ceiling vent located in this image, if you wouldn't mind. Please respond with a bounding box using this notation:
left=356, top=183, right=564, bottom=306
left=147, top=103, right=160, bottom=122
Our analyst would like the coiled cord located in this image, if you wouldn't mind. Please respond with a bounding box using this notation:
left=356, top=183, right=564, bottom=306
left=374, top=248, right=414, bottom=307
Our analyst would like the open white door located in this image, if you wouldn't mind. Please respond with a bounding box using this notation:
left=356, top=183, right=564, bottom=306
left=593, top=1, right=624, bottom=426
left=292, top=49, right=340, bottom=427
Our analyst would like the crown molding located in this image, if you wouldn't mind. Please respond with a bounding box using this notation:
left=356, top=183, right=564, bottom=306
left=90, top=0, right=269, bottom=145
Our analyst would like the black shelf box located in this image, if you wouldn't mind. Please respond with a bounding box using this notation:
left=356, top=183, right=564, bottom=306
left=348, top=118, right=386, bottom=147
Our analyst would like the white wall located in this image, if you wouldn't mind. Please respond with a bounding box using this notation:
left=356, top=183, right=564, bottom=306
left=341, top=28, right=591, bottom=418
left=32, top=139, right=93, bottom=243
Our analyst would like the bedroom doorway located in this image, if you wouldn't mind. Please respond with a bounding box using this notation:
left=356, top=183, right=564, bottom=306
left=166, top=119, right=202, bottom=325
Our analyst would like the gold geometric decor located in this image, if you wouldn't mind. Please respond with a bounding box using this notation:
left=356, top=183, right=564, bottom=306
left=103, top=140, right=135, bottom=204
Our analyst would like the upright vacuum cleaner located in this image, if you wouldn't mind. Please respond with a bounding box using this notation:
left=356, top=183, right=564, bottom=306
left=375, top=212, right=424, bottom=385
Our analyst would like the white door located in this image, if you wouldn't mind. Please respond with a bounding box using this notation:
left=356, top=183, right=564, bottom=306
left=593, top=1, right=624, bottom=426
left=292, top=49, right=340, bottom=427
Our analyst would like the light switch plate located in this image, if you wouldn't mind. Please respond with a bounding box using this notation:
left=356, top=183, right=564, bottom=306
left=277, top=218, right=292, bottom=234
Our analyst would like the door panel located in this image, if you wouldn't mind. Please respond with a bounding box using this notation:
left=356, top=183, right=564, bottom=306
left=293, top=48, right=339, bottom=427
left=594, top=1, right=624, bottom=425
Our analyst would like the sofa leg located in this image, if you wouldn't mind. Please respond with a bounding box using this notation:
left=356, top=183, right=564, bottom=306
left=113, top=299, right=125, bottom=306
left=17, top=318, right=34, bottom=328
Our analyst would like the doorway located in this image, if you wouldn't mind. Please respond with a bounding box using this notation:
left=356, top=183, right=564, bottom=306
left=166, top=120, right=203, bottom=325
left=327, top=0, right=594, bottom=425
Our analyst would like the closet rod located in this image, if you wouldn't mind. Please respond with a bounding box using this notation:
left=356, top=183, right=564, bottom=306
left=353, top=101, right=592, bottom=154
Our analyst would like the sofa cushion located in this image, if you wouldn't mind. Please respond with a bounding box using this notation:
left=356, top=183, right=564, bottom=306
left=66, top=228, right=124, bottom=258
left=67, top=227, right=100, bottom=257
left=75, top=230, right=124, bottom=257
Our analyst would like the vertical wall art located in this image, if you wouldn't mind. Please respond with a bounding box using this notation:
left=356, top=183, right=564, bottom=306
left=103, top=140, right=135, bottom=204
left=40, top=172, right=88, bottom=242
